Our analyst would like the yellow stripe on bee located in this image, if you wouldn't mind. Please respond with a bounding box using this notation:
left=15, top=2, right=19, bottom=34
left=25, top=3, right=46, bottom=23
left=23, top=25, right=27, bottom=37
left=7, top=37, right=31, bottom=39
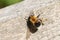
left=30, top=16, right=37, bottom=24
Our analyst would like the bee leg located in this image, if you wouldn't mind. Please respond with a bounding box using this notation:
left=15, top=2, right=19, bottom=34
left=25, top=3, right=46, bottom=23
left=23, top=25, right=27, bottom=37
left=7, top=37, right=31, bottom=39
left=38, top=18, right=44, bottom=25
left=24, top=16, right=28, bottom=21
left=41, top=18, right=47, bottom=22
left=39, top=18, right=48, bottom=25
left=41, top=22, right=44, bottom=25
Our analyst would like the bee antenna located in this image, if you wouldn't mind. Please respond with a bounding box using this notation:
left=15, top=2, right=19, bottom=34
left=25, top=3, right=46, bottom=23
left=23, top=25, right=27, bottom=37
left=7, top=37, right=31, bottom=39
left=37, top=14, right=40, bottom=18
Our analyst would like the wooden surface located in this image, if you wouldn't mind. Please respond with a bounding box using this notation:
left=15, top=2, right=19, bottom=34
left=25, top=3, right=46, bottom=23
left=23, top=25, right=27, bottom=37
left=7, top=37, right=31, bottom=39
left=0, top=0, right=60, bottom=40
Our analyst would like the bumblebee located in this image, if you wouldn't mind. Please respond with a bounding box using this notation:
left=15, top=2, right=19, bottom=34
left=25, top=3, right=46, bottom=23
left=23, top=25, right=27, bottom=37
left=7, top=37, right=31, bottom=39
left=26, top=14, right=43, bottom=33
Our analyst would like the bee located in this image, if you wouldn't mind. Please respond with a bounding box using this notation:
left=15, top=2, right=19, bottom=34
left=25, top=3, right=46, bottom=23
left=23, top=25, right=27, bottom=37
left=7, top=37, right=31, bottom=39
left=25, top=13, right=47, bottom=40
left=26, top=14, right=43, bottom=33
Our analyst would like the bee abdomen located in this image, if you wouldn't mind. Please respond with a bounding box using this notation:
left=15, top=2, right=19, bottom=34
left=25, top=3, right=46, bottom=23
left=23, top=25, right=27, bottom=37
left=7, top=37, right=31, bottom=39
left=27, top=20, right=38, bottom=33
